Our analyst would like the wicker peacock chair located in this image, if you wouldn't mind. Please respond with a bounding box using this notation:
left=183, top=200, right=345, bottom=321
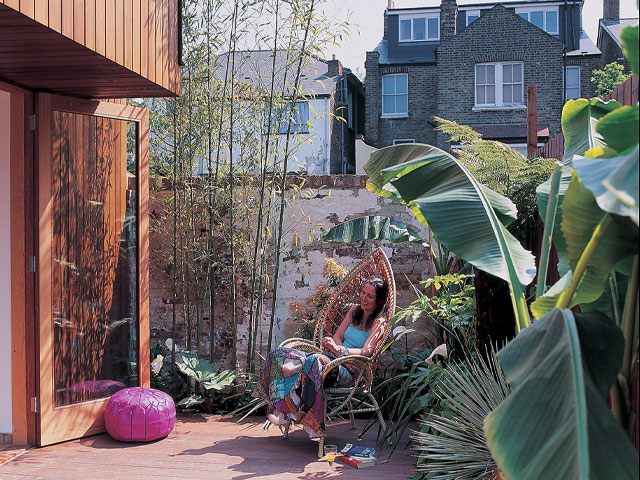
left=279, top=247, right=396, bottom=458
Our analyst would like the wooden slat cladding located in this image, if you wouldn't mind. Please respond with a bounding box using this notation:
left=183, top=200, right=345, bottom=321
left=0, top=0, right=179, bottom=97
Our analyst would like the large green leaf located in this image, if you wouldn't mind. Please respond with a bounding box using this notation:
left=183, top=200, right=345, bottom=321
left=581, top=272, right=629, bottom=327
left=596, top=106, right=639, bottom=154
left=621, top=24, right=639, bottom=76
left=203, top=369, right=236, bottom=391
left=531, top=171, right=638, bottom=317
left=484, top=309, right=636, bottom=480
left=176, top=351, right=217, bottom=383
left=574, top=148, right=639, bottom=226
left=537, top=99, right=622, bottom=274
left=320, top=215, right=424, bottom=244
left=365, top=143, right=534, bottom=329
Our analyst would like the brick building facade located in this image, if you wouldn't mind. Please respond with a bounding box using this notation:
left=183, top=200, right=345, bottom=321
left=365, top=0, right=602, bottom=153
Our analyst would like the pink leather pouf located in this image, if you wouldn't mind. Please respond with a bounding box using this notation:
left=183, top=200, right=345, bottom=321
left=104, top=387, right=176, bottom=442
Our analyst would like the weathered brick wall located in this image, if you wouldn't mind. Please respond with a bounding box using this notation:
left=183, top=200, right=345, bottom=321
left=149, top=175, right=434, bottom=369
left=436, top=5, right=565, bottom=147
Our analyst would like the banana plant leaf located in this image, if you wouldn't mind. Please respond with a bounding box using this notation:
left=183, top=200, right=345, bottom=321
left=531, top=171, right=638, bottom=318
left=574, top=148, right=639, bottom=227
left=203, top=369, right=236, bottom=391
left=580, top=271, right=629, bottom=326
left=621, top=24, right=638, bottom=76
left=176, top=351, right=217, bottom=383
left=595, top=106, right=639, bottom=154
left=484, top=308, right=637, bottom=480
left=537, top=98, right=622, bottom=275
left=320, top=215, right=424, bottom=244
left=364, top=144, right=534, bottom=323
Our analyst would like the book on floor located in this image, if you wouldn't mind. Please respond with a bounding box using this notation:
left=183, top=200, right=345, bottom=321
left=340, top=443, right=376, bottom=458
left=341, top=455, right=376, bottom=469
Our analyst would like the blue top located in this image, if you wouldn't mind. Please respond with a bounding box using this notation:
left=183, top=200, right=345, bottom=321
left=343, top=324, right=370, bottom=349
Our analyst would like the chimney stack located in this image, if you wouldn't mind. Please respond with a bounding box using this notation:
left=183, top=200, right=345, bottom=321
left=328, top=58, right=343, bottom=76
left=387, top=0, right=394, bottom=9
left=603, top=0, right=619, bottom=22
left=440, top=0, right=458, bottom=40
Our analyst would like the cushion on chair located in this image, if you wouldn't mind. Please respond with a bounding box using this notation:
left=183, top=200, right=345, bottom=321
left=104, top=387, right=176, bottom=442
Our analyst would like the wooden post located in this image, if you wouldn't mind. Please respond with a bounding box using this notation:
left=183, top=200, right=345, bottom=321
left=527, top=86, right=538, bottom=157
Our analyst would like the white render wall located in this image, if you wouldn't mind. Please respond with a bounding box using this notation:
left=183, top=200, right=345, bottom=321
left=0, top=91, right=12, bottom=434
left=281, top=97, right=331, bottom=175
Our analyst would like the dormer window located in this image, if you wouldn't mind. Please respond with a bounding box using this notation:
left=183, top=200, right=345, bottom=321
left=466, top=10, right=480, bottom=26
left=516, top=7, right=559, bottom=34
left=399, top=13, right=440, bottom=42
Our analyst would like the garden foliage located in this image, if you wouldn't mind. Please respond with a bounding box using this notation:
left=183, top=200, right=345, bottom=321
left=359, top=21, right=639, bottom=479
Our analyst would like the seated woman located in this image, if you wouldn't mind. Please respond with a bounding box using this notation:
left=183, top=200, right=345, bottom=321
left=321, top=278, right=389, bottom=386
left=253, top=278, right=389, bottom=439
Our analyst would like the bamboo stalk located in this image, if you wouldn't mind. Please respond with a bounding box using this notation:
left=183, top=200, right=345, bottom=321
left=246, top=0, right=281, bottom=373
left=228, top=0, right=240, bottom=371
left=268, top=0, right=318, bottom=352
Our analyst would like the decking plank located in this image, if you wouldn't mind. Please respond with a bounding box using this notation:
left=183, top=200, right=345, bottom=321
left=0, top=415, right=416, bottom=479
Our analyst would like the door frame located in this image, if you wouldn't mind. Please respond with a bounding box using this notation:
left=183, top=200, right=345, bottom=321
left=36, top=93, right=150, bottom=446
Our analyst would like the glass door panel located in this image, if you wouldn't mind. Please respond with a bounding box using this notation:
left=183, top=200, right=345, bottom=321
left=51, top=112, right=139, bottom=407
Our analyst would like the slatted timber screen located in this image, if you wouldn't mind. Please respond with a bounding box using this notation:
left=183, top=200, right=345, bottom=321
left=0, top=0, right=179, bottom=95
left=51, top=110, right=139, bottom=406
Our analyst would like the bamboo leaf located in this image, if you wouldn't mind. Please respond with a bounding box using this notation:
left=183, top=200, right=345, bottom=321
left=485, top=309, right=637, bottom=480
left=320, top=215, right=424, bottom=244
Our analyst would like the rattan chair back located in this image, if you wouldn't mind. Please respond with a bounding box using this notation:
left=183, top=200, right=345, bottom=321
left=313, top=247, right=396, bottom=363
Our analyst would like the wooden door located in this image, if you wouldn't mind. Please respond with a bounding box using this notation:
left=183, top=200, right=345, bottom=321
left=36, top=94, right=150, bottom=446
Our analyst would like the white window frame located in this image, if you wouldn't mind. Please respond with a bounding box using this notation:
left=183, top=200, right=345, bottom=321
left=393, top=139, right=416, bottom=145
left=564, top=66, right=581, bottom=101
left=474, top=62, right=525, bottom=110
left=515, top=6, right=559, bottom=34
left=466, top=9, right=480, bottom=26
left=398, top=13, right=440, bottom=42
left=381, top=73, right=409, bottom=118
left=506, top=143, right=545, bottom=156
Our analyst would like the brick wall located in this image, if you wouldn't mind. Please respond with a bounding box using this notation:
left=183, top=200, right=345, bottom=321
left=149, top=175, right=434, bottom=369
left=598, top=30, right=632, bottom=74
left=364, top=52, right=438, bottom=148
left=567, top=55, right=600, bottom=99
left=364, top=3, right=602, bottom=151
left=436, top=4, right=565, bottom=147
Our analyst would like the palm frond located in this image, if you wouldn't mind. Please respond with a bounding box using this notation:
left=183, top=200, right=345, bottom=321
left=412, top=349, right=510, bottom=480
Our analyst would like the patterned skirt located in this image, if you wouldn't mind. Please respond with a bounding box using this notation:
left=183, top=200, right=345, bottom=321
left=253, top=347, right=330, bottom=438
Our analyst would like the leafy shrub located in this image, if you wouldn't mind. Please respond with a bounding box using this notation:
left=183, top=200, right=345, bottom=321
left=289, top=257, right=347, bottom=338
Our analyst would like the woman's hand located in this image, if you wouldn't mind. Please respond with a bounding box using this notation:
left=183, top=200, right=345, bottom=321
left=322, top=336, right=341, bottom=356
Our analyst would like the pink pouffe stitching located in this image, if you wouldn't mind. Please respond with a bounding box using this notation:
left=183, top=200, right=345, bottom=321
left=105, top=387, right=176, bottom=442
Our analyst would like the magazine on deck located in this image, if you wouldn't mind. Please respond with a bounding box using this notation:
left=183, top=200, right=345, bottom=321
left=340, top=443, right=376, bottom=458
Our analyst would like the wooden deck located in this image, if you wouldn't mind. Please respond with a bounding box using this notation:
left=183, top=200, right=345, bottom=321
left=0, top=415, right=416, bottom=479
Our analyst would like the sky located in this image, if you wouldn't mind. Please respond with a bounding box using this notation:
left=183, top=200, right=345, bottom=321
left=322, top=0, right=639, bottom=71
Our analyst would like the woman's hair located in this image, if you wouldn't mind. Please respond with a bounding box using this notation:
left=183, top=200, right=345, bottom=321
left=352, top=277, right=389, bottom=331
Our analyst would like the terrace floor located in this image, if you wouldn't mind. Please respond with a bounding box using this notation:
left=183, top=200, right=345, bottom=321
left=0, top=415, right=416, bottom=479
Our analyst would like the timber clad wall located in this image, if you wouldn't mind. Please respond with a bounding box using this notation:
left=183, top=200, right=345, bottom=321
left=0, top=0, right=180, bottom=97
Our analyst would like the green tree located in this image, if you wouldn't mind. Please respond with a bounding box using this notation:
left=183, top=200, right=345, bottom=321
left=590, top=61, right=630, bottom=97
